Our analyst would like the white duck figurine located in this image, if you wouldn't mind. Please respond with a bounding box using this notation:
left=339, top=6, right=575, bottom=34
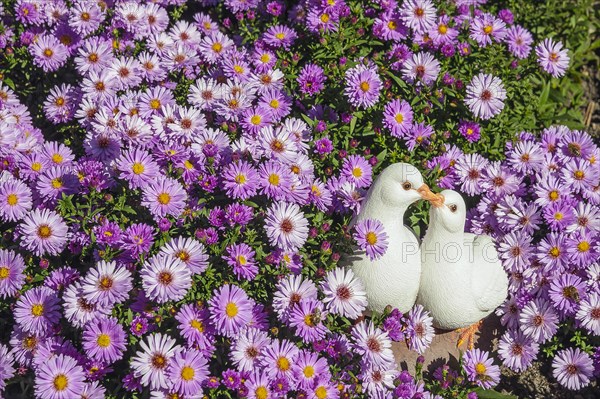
left=418, top=189, right=508, bottom=348
left=346, top=163, right=439, bottom=314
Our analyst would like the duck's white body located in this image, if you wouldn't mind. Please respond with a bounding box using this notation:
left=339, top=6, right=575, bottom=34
left=417, top=190, right=508, bottom=330
left=346, top=163, right=432, bottom=314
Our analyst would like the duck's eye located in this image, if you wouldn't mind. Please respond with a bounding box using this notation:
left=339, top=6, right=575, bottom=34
left=449, top=204, right=458, bottom=213
left=402, top=181, right=412, bottom=190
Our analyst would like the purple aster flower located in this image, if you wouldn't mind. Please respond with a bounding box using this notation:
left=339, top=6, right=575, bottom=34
left=497, top=328, right=539, bottom=372
left=167, top=349, right=209, bottom=397
left=297, top=63, right=327, bottom=96
left=536, top=38, right=570, bottom=78
left=562, top=158, right=599, bottom=193
left=354, top=218, right=389, bottom=261
left=549, top=273, right=587, bottom=316
left=458, top=121, right=481, bottom=142
left=519, top=298, right=559, bottom=343
left=263, top=25, right=297, bottom=50
left=225, top=203, right=254, bottom=226
left=35, top=354, right=86, bottom=399
left=130, top=316, right=149, bottom=337
left=321, top=267, right=367, bottom=319
left=141, top=254, right=192, bottom=304
left=245, top=369, right=272, bottom=399
left=130, top=333, right=182, bottom=391
left=315, top=137, right=334, bottom=154
left=14, top=286, right=61, bottom=335
left=567, top=230, right=597, bottom=268
left=222, top=368, right=241, bottom=389
left=259, top=338, right=299, bottom=379
left=0, top=343, right=15, bottom=393
left=482, top=162, right=521, bottom=197
left=160, top=236, right=209, bottom=275
left=116, top=148, right=161, bottom=190
left=209, top=284, right=254, bottom=337
left=273, top=274, right=318, bottom=322
left=543, top=200, right=576, bottom=231
left=82, top=260, right=132, bottom=307
left=224, top=243, right=258, bottom=280
left=576, top=292, right=600, bottom=335
left=469, top=13, right=507, bottom=47
left=498, top=232, right=533, bottom=272
left=310, top=378, right=340, bottom=399
left=141, top=177, right=187, bottom=219
left=342, top=155, right=373, bottom=189
left=402, top=52, right=440, bottom=86
left=223, top=160, right=260, bottom=200
left=18, top=209, right=68, bottom=256
left=175, top=304, right=215, bottom=353
left=83, top=316, right=127, bottom=364
left=465, top=73, right=506, bottom=120
left=506, top=25, right=533, bottom=59
left=292, top=350, right=330, bottom=390
left=383, top=99, right=414, bottom=138
left=537, top=233, right=569, bottom=273
left=455, top=153, right=489, bottom=195
left=121, top=223, right=155, bottom=257
left=462, top=348, right=500, bottom=389
left=0, top=178, right=32, bottom=222
left=429, top=15, right=458, bottom=46
left=264, top=202, right=309, bottom=251
left=552, top=348, right=594, bottom=390
left=30, top=35, right=69, bottom=72
left=406, top=304, right=434, bottom=355
left=289, top=299, right=328, bottom=343
left=0, top=249, right=25, bottom=298
left=405, top=122, right=434, bottom=151
left=400, top=0, right=437, bottom=34
left=344, top=64, right=382, bottom=109
left=230, top=328, right=271, bottom=372
left=351, top=320, right=394, bottom=367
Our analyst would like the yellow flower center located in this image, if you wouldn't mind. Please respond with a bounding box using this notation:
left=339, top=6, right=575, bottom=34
left=475, top=363, right=487, bottom=375
left=554, top=212, right=563, bottom=221
left=237, top=255, right=247, bottom=265
left=44, top=48, right=54, bottom=58
left=352, top=167, right=363, bottom=178
left=38, top=225, right=52, bottom=239
left=235, top=174, right=247, bottom=184
left=233, top=65, right=244, bottom=74
left=131, top=162, right=145, bottom=175
left=359, top=81, right=370, bottom=92
left=97, top=334, right=111, bottom=348
left=574, top=170, right=585, bottom=180
left=320, top=13, right=330, bottom=23
left=51, top=178, right=63, bottom=189
left=55, top=97, right=65, bottom=106
left=150, top=99, right=161, bottom=109
left=53, top=374, right=68, bottom=391
left=190, top=319, right=205, bottom=332
left=483, top=25, right=493, bottom=35
left=395, top=113, right=404, bottom=123
left=549, top=247, right=560, bottom=258
left=388, top=20, right=397, bottom=30
left=225, top=302, right=238, bottom=318
left=52, top=153, right=63, bottom=164
left=0, top=267, right=10, bottom=279
left=304, top=314, right=315, bottom=327
left=7, top=194, right=18, bottom=206
left=250, top=115, right=262, bottom=125
left=181, top=366, right=195, bottom=381
left=260, top=54, right=271, bottom=63
left=270, top=99, right=280, bottom=109
left=81, top=12, right=90, bottom=21
left=275, top=33, right=285, bottom=40
left=578, top=241, right=590, bottom=252
left=157, top=193, right=171, bottom=205
left=184, top=160, right=194, bottom=170
left=549, top=190, right=559, bottom=201
left=438, top=24, right=448, bottom=34
left=31, top=162, right=42, bottom=172
left=277, top=356, right=290, bottom=371
left=366, top=232, right=378, bottom=245
left=31, top=304, right=44, bottom=317
left=303, top=365, right=315, bottom=378
left=212, top=42, right=222, bottom=52
left=315, top=386, right=328, bottom=399
left=256, top=386, right=268, bottom=399
left=268, top=174, right=280, bottom=186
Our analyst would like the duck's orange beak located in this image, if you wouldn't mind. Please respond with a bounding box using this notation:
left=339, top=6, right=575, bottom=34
left=417, top=184, right=445, bottom=208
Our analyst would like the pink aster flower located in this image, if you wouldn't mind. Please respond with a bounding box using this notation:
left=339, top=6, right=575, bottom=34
left=465, top=73, right=506, bottom=120
left=354, top=218, right=389, bottom=261
left=536, top=38, right=570, bottom=78
left=209, top=285, right=254, bottom=337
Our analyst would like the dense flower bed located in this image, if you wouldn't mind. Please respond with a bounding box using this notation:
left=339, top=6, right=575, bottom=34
left=0, top=0, right=598, bottom=398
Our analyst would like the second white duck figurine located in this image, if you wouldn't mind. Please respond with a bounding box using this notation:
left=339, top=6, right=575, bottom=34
left=346, top=163, right=439, bottom=314
left=417, top=189, right=508, bottom=348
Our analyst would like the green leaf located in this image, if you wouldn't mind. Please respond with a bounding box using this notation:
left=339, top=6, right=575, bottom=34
left=472, top=388, right=518, bottom=399
left=349, top=116, right=357, bottom=136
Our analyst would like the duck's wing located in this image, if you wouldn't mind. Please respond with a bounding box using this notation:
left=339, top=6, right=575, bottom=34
left=466, top=233, right=509, bottom=313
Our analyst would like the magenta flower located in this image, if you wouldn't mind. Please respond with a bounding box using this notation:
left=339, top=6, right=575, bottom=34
left=462, top=348, right=500, bottom=389
left=209, top=285, right=254, bottom=337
